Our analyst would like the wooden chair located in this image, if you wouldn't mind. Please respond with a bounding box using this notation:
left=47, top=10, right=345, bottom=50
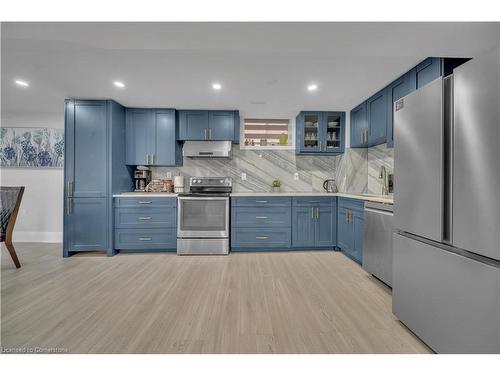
left=1, top=186, right=25, bottom=268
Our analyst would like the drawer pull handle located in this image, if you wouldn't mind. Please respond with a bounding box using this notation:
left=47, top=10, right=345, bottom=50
left=255, top=236, right=268, bottom=240
left=308, top=201, right=321, bottom=203
left=139, top=237, right=152, bottom=241
left=138, top=201, right=152, bottom=204
left=138, top=216, right=152, bottom=220
left=255, top=216, right=268, bottom=219
left=255, top=200, right=268, bottom=203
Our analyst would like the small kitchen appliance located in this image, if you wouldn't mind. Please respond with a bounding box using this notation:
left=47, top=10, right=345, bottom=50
left=173, top=175, right=185, bottom=193
left=323, top=179, right=337, bottom=193
left=134, top=168, right=151, bottom=192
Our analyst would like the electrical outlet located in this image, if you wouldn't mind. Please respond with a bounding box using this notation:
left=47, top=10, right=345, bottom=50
left=241, top=172, right=247, bottom=181
left=293, top=172, right=299, bottom=181
left=166, top=172, right=172, bottom=179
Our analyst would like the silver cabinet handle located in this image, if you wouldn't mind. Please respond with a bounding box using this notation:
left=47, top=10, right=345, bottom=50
left=316, top=207, right=320, bottom=219
left=151, top=154, right=155, bottom=164
left=209, top=129, right=212, bottom=140
left=311, top=207, right=314, bottom=219
left=67, top=197, right=72, bottom=215
left=255, top=200, right=268, bottom=203
left=138, top=201, right=152, bottom=204
left=348, top=210, right=352, bottom=223
left=255, top=236, right=268, bottom=240
left=66, top=180, right=73, bottom=197
left=345, top=210, right=348, bottom=223
left=138, top=216, right=152, bottom=220
left=204, top=129, right=207, bottom=140
left=255, top=216, right=268, bottom=219
left=139, top=237, right=152, bottom=241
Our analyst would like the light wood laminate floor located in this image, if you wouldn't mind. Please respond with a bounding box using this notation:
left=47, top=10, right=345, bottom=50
left=1, top=243, right=431, bottom=353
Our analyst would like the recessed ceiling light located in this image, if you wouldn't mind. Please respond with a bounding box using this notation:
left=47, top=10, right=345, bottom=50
left=15, top=79, right=29, bottom=87
left=212, top=83, right=222, bottom=90
left=113, top=81, right=125, bottom=88
left=307, top=83, right=318, bottom=92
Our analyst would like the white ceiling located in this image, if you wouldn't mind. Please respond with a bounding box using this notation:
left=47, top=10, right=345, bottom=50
left=2, top=22, right=499, bottom=119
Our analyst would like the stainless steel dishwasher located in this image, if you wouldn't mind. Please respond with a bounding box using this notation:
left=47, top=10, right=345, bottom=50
left=363, top=201, right=394, bottom=287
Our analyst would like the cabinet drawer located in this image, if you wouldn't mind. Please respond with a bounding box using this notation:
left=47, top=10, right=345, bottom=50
left=114, top=197, right=177, bottom=208
left=338, top=197, right=364, bottom=212
left=231, top=196, right=291, bottom=207
left=232, top=206, right=291, bottom=228
left=231, top=228, right=291, bottom=249
left=115, top=228, right=176, bottom=250
left=114, top=207, right=176, bottom=229
left=292, top=197, right=336, bottom=206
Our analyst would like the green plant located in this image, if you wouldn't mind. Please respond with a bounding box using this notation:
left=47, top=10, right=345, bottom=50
left=272, top=179, right=282, bottom=188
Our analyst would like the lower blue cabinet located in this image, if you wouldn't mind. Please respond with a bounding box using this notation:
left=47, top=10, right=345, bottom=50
left=337, top=198, right=364, bottom=264
left=67, top=197, right=109, bottom=252
left=114, top=197, right=177, bottom=252
left=291, top=197, right=337, bottom=248
left=231, top=197, right=292, bottom=251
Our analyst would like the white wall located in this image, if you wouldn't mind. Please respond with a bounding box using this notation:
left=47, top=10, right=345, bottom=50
left=1, top=112, right=64, bottom=242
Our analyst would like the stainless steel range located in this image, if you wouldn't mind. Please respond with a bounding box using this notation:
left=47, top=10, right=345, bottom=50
left=177, top=177, right=232, bottom=255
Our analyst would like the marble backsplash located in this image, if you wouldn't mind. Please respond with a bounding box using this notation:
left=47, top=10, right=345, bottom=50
left=151, top=145, right=368, bottom=194
left=367, top=143, right=394, bottom=195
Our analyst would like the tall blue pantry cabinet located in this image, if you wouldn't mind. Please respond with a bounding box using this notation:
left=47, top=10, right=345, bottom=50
left=63, top=99, right=133, bottom=257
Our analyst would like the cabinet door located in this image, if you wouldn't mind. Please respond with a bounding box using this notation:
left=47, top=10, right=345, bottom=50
left=126, top=108, right=154, bottom=165
left=67, top=197, right=108, bottom=252
left=352, top=211, right=364, bottom=264
left=208, top=111, right=235, bottom=141
left=316, top=205, right=336, bottom=247
left=350, top=102, right=367, bottom=148
left=323, top=112, right=344, bottom=153
left=337, top=206, right=353, bottom=252
left=386, top=72, right=413, bottom=148
left=297, top=112, right=322, bottom=153
left=153, top=109, right=180, bottom=166
left=416, top=57, right=442, bottom=89
left=69, top=100, right=108, bottom=197
left=292, top=206, right=315, bottom=247
left=367, top=88, right=388, bottom=147
left=178, top=110, right=209, bottom=140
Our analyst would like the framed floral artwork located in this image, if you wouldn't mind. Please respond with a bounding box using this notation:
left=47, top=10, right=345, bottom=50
left=0, top=127, right=64, bottom=167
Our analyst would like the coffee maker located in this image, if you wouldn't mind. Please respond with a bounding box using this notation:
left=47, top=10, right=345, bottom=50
left=134, top=168, right=152, bottom=192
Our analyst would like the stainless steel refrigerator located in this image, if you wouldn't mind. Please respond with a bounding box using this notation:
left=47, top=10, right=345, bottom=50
left=393, top=50, right=500, bottom=354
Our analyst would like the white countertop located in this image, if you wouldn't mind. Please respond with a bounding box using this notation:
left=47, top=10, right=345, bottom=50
left=113, top=191, right=393, bottom=204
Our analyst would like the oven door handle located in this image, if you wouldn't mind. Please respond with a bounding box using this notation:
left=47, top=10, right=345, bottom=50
left=178, top=196, right=229, bottom=201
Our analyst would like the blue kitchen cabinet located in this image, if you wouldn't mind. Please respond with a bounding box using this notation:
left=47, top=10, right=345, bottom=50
left=67, top=197, right=108, bottom=252
left=337, top=198, right=364, bottom=264
left=367, top=88, right=388, bottom=147
left=64, top=100, right=132, bottom=257
left=125, top=108, right=154, bottom=166
left=291, top=205, right=316, bottom=247
left=386, top=71, right=415, bottom=148
left=178, top=110, right=209, bottom=140
left=415, top=57, right=442, bottom=89
left=291, top=197, right=337, bottom=249
left=178, top=110, right=239, bottom=141
left=350, top=102, right=368, bottom=148
left=126, top=108, right=181, bottom=166
left=231, top=196, right=292, bottom=251
left=114, top=197, right=177, bottom=252
left=296, top=111, right=345, bottom=155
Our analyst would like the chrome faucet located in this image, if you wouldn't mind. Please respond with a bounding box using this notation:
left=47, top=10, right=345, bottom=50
left=379, top=166, right=389, bottom=196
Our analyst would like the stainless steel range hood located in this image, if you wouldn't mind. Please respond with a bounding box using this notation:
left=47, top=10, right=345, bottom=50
left=182, top=141, right=232, bottom=158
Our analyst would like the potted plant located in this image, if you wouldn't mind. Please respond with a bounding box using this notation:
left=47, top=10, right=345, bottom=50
left=272, top=179, right=282, bottom=193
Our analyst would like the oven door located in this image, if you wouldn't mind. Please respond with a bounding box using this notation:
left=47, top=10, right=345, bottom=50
left=177, top=196, right=229, bottom=238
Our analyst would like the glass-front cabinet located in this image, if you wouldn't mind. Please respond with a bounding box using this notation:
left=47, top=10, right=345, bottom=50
left=296, top=111, right=345, bottom=155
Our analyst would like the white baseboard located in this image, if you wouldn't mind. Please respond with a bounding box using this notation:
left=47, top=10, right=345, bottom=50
left=12, top=231, right=62, bottom=243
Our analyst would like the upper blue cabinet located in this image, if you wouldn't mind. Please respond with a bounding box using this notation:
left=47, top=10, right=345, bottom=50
left=296, top=111, right=345, bottom=155
left=351, top=57, right=469, bottom=149
left=125, top=108, right=182, bottom=166
left=366, top=88, right=388, bottom=147
left=178, top=110, right=239, bottom=142
left=350, top=102, right=368, bottom=148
